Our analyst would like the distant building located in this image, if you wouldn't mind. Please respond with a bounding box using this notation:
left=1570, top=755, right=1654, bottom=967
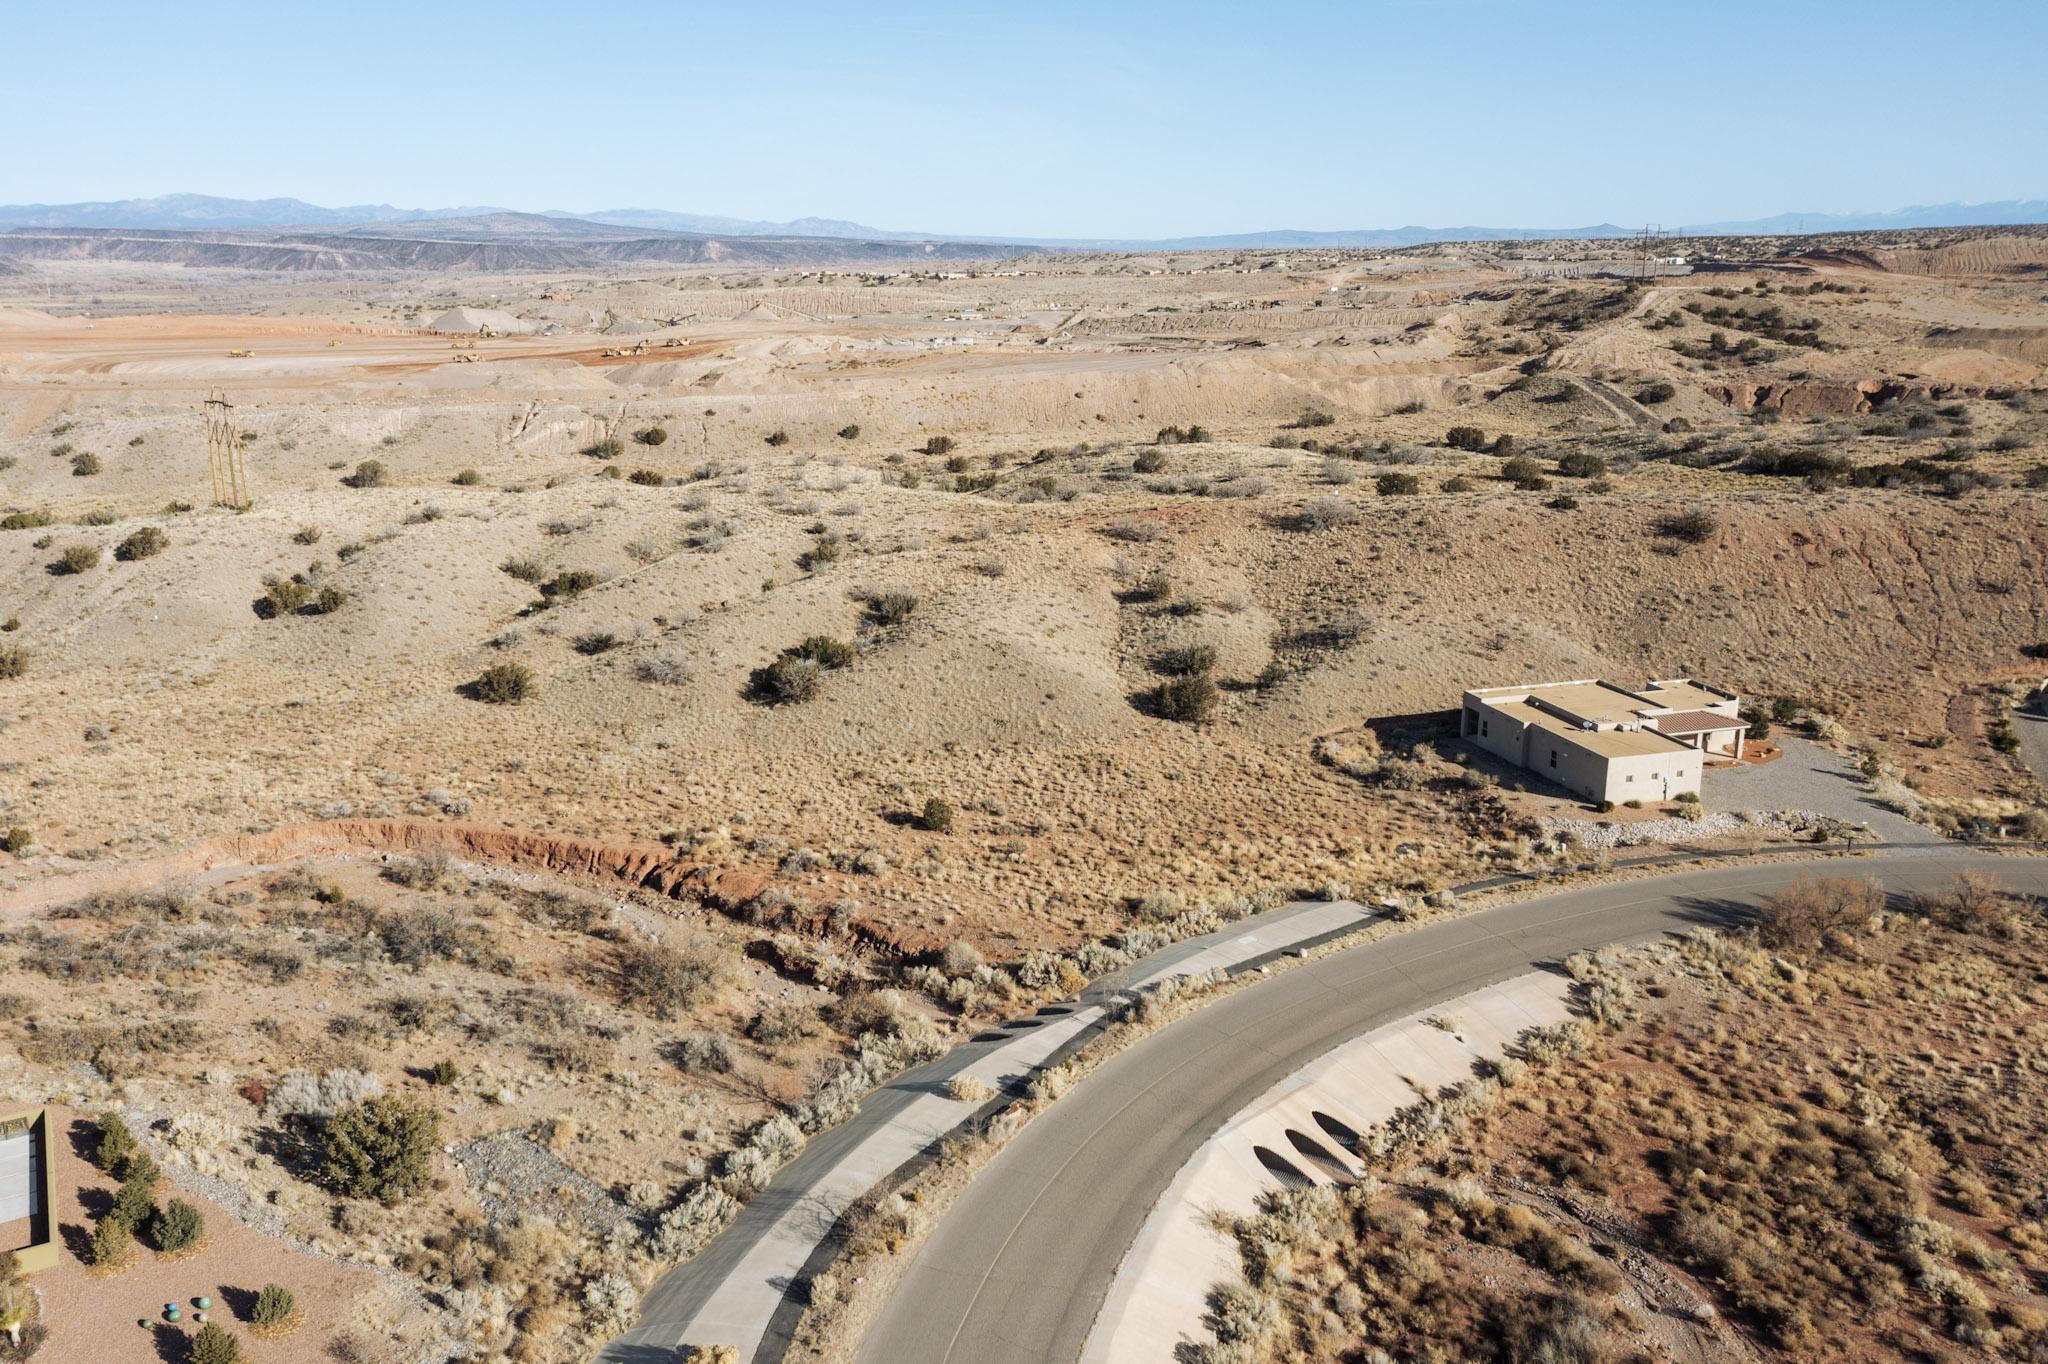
left=1460, top=678, right=1745, bottom=804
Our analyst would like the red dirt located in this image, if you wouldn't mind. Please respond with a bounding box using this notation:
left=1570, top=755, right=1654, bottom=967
left=0, top=817, right=955, bottom=957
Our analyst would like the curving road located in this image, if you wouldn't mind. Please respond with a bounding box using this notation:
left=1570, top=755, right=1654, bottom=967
left=2017, top=701, right=2048, bottom=796
left=858, top=848, right=2048, bottom=1364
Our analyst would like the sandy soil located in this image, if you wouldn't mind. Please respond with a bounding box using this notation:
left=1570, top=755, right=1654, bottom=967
left=0, top=230, right=2044, bottom=1358
left=28, top=1106, right=406, bottom=1364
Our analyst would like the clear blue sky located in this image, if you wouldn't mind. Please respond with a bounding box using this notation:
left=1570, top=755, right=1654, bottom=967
left=7, top=0, right=2043, bottom=237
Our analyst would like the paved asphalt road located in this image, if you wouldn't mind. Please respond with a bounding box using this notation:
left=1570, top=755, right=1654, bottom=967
left=2017, top=702, right=2048, bottom=794
left=600, top=901, right=1376, bottom=1364
left=858, top=848, right=2048, bottom=1364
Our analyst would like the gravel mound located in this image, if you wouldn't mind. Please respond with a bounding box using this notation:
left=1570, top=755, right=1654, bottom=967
left=424, top=305, right=535, bottom=334
left=1539, top=808, right=1853, bottom=851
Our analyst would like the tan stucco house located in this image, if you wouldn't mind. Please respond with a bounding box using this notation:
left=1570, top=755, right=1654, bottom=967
left=1460, top=678, right=1745, bottom=804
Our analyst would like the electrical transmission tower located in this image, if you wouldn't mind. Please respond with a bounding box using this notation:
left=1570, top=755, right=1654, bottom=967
left=203, top=390, right=251, bottom=509
left=1636, top=225, right=1667, bottom=283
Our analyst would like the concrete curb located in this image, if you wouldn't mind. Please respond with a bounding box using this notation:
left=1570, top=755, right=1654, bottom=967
left=1079, top=972, right=1574, bottom=1364
left=608, top=832, right=2033, bottom=1362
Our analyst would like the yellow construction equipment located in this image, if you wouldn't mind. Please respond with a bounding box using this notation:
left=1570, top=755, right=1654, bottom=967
left=452, top=352, right=481, bottom=363
left=451, top=338, right=477, bottom=350
left=226, top=348, right=254, bottom=358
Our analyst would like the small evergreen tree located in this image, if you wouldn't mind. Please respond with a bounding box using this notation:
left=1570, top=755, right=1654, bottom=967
left=149, top=1198, right=203, bottom=1252
left=107, top=1158, right=159, bottom=1231
left=323, top=1097, right=439, bottom=1202
left=188, top=1322, right=243, bottom=1364
left=251, top=1282, right=296, bottom=1328
left=92, top=1112, right=136, bottom=1174
left=89, top=1215, right=131, bottom=1268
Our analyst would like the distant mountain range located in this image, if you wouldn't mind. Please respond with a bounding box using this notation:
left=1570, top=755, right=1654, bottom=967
left=0, top=194, right=509, bottom=230
left=1010, top=201, right=2048, bottom=251
left=0, top=194, right=928, bottom=240
left=1, top=193, right=2043, bottom=250
left=566, top=207, right=933, bottom=240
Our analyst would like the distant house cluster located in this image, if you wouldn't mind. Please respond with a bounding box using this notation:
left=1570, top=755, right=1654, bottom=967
left=1460, top=678, right=1746, bottom=805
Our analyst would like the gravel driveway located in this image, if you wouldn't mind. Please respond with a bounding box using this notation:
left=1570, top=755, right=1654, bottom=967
left=1704, top=735, right=1925, bottom=842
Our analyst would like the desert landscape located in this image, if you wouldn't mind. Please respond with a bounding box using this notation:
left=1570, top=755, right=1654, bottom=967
left=2, top=210, right=2047, bottom=1364
left=1193, top=870, right=2048, bottom=1364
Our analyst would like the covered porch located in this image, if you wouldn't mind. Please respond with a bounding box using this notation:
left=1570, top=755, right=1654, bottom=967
left=1650, top=709, right=1747, bottom=761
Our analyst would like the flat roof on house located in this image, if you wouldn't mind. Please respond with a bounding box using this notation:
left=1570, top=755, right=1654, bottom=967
left=1638, top=679, right=1735, bottom=710
left=1518, top=681, right=1651, bottom=726
left=1651, top=710, right=1745, bottom=735
left=1496, top=700, right=1695, bottom=758
left=1557, top=727, right=1695, bottom=759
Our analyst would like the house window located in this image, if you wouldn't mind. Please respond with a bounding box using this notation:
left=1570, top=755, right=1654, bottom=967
left=1625, top=774, right=1634, bottom=782
left=1481, top=720, right=1489, bottom=737
left=1549, top=750, right=1558, bottom=768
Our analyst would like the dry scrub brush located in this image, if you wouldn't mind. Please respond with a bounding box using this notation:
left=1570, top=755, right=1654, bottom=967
left=1202, top=872, right=2048, bottom=1362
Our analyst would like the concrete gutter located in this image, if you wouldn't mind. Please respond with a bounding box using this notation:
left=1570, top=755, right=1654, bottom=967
left=1079, top=972, right=1574, bottom=1364
left=609, top=834, right=2027, bottom=1363
left=601, top=898, right=1377, bottom=1362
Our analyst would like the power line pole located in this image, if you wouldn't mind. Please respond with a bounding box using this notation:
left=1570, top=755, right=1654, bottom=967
left=1637, top=224, right=1666, bottom=283
left=203, top=390, right=251, bottom=510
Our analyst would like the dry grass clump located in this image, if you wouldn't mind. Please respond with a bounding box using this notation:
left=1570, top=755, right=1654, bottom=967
left=750, top=635, right=856, bottom=704
left=1205, top=1181, right=1638, bottom=1364
left=615, top=938, right=725, bottom=1019
left=635, top=649, right=692, bottom=686
left=1294, top=495, right=1359, bottom=530
left=1655, top=507, right=1719, bottom=543
left=864, top=589, right=919, bottom=626
left=1332, top=872, right=2044, bottom=1362
left=468, top=662, right=536, bottom=704
left=114, top=525, right=168, bottom=561
left=1754, top=874, right=1884, bottom=950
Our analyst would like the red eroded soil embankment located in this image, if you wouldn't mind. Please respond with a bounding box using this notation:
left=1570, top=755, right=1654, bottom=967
left=0, top=818, right=952, bottom=955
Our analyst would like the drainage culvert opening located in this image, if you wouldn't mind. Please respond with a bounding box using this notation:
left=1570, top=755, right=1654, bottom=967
left=1285, top=1128, right=1354, bottom=1182
left=1312, top=1109, right=1363, bottom=1152
left=1252, top=1145, right=1317, bottom=1189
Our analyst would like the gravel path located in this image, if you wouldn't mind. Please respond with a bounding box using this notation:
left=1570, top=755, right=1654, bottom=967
left=1701, top=735, right=1926, bottom=842
left=1541, top=807, right=1827, bottom=851
left=1540, top=736, right=1926, bottom=851
left=454, top=1129, right=636, bottom=1235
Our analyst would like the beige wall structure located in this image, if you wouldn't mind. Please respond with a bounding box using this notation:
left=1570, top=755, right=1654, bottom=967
left=1460, top=677, right=1745, bottom=805
left=0, top=1108, right=57, bottom=1274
